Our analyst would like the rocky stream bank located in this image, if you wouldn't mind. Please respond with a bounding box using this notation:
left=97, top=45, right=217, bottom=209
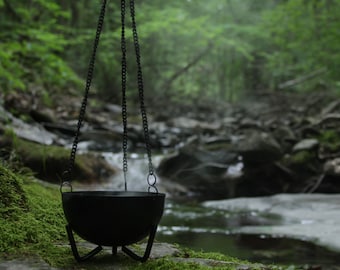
left=2, top=91, right=340, bottom=200
left=2, top=91, right=340, bottom=269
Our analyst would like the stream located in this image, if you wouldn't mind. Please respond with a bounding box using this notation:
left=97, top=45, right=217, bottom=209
left=158, top=201, right=340, bottom=267
left=80, top=152, right=340, bottom=268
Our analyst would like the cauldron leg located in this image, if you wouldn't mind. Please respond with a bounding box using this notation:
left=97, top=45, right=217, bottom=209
left=112, top=246, right=117, bottom=256
left=122, top=225, right=157, bottom=262
left=66, top=224, right=103, bottom=262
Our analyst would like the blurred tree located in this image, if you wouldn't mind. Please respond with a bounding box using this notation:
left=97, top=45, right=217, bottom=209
left=1, top=0, right=339, bottom=105
left=261, top=0, right=340, bottom=91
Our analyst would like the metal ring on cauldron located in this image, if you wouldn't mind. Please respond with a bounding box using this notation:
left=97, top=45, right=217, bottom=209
left=60, top=181, right=73, bottom=193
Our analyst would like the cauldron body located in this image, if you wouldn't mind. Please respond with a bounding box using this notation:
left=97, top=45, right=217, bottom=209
left=62, top=191, right=165, bottom=247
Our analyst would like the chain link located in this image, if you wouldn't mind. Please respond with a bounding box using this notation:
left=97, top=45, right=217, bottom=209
left=121, top=0, right=128, bottom=191
left=61, top=0, right=107, bottom=187
left=129, top=0, right=157, bottom=191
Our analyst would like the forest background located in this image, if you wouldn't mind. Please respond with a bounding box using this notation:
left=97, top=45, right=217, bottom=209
left=1, top=0, right=339, bottom=107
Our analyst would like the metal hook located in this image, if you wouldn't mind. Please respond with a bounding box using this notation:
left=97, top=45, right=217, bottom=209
left=60, top=181, right=73, bottom=193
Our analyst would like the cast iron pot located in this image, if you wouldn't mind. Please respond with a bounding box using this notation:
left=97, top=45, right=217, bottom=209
left=62, top=191, right=165, bottom=247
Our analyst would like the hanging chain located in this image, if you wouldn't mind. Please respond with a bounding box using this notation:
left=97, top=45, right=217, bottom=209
left=121, top=0, right=128, bottom=191
left=129, top=0, right=157, bottom=192
left=61, top=0, right=157, bottom=193
left=61, top=0, right=107, bottom=190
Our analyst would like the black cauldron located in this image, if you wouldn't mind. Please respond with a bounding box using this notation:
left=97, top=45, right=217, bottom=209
left=62, top=191, right=165, bottom=261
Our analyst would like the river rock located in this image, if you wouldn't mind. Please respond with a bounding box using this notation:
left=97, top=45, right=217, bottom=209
left=0, top=258, right=60, bottom=270
left=323, top=158, right=340, bottom=176
left=157, top=145, right=238, bottom=199
left=292, top=138, right=319, bottom=152
left=235, top=131, right=283, bottom=164
left=169, top=116, right=221, bottom=133
left=104, top=103, right=123, bottom=114
left=30, top=108, right=56, bottom=123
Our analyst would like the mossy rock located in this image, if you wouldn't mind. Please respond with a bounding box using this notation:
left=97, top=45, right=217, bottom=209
left=289, top=150, right=316, bottom=165
left=318, top=129, right=340, bottom=152
left=1, top=131, right=117, bottom=183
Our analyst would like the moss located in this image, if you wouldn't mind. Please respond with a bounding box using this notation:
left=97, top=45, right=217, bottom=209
left=318, top=129, right=340, bottom=152
left=0, top=165, right=28, bottom=218
left=133, top=257, right=208, bottom=270
left=203, top=142, right=231, bottom=151
left=289, top=151, right=315, bottom=165
left=0, top=162, right=67, bottom=259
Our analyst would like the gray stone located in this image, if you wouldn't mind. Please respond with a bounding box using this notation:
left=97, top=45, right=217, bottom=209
left=236, top=131, right=282, bottom=164
left=292, top=138, right=319, bottom=152
left=324, top=158, right=340, bottom=176
left=157, top=146, right=238, bottom=199
left=0, top=258, right=59, bottom=270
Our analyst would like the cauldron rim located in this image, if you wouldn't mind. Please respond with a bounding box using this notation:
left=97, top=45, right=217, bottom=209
left=62, top=190, right=165, bottom=198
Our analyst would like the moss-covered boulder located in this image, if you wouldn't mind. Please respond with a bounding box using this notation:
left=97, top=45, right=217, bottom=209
left=0, top=130, right=117, bottom=184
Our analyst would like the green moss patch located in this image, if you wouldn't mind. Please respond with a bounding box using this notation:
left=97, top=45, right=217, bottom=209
left=0, top=163, right=67, bottom=263
left=318, top=129, right=340, bottom=152
left=289, top=150, right=315, bottom=165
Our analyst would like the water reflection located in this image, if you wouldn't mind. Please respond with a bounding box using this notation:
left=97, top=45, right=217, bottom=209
left=157, top=201, right=340, bottom=267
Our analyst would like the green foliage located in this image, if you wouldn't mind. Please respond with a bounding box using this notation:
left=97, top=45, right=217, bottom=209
left=0, top=0, right=81, bottom=94
left=1, top=0, right=340, bottom=104
left=318, top=129, right=340, bottom=151
left=261, top=0, right=340, bottom=90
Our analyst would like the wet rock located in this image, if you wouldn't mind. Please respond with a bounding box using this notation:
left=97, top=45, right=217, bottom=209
left=4, top=92, right=35, bottom=115
left=104, top=103, right=122, bottom=114
left=236, top=131, right=283, bottom=164
left=0, top=107, right=64, bottom=145
left=1, top=135, right=117, bottom=184
left=221, top=116, right=238, bottom=127
left=169, top=116, right=221, bottom=133
left=272, top=125, right=297, bottom=144
left=317, top=113, right=340, bottom=128
left=157, top=145, right=238, bottom=199
left=42, top=122, right=76, bottom=137
left=173, top=258, right=254, bottom=269
left=239, top=118, right=262, bottom=130
left=30, top=108, right=56, bottom=123
left=324, top=158, right=340, bottom=176
left=292, top=138, right=319, bottom=152
left=0, top=258, right=60, bottom=270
